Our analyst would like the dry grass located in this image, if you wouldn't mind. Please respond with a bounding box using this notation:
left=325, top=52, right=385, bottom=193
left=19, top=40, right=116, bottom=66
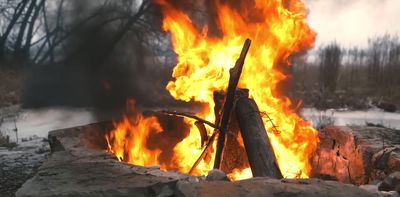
left=0, top=131, right=9, bottom=146
left=0, top=67, right=24, bottom=147
left=292, top=63, right=400, bottom=110
left=0, top=68, right=25, bottom=108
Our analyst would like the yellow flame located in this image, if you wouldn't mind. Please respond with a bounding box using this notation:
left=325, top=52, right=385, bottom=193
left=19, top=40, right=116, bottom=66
left=106, top=0, right=319, bottom=180
left=158, top=0, right=319, bottom=178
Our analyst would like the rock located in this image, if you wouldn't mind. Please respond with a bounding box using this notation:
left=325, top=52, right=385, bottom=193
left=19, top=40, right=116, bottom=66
left=176, top=180, right=197, bottom=197
left=311, top=126, right=400, bottom=185
left=380, top=191, right=400, bottom=197
left=206, top=169, right=230, bottom=181
left=360, top=184, right=379, bottom=195
left=177, top=178, right=377, bottom=197
left=0, top=137, right=49, bottom=196
left=16, top=125, right=189, bottom=197
left=372, top=147, right=400, bottom=177
left=155, top=185, right=174, bottom=197
left=377, top=102, right=397, bottom=113
left=14, top=123, right=393, bottom=197
left=378, top=172, right=400, bottom=192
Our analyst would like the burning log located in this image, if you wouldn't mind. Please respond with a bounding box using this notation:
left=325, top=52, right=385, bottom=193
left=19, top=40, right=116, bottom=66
left=235, top=92, right=283, bottom=178
left=213, top=91, right=225, bottom=125
left=220, top=110, right=250, bottom=174
left=214, top=39, right=251, bottom=169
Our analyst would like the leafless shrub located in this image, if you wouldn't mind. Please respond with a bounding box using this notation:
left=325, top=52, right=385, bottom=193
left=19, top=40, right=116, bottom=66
left=292, top=34, right=400, bottom=109
left=312, top=111, right=335, bottom=130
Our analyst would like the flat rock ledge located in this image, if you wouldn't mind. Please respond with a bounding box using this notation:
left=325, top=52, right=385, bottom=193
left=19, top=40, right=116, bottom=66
left=16, top=123, right=379, bottom=197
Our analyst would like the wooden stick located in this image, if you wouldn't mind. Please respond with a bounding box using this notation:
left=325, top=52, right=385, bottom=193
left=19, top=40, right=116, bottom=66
left=157, top=110, right=218, bottom=129
left=213, top=91, right=225, bottom=126
left=188, top=129, right=217, bottom=175
left=213, top=39, right=251, bottom=169
left=195, top=121, right=208, bottom=148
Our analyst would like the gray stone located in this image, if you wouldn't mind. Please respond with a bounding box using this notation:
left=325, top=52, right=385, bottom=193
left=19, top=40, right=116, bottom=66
left=177, top=178, right=378, bottom=197
left=380, top=191, right=400, bottom=197
left=16, top=127, right=189, bottom=197
left=15, top=123, right=388, bottom=197
left=360, top=184, right=380, bottom=194
left=378, top=172, right=400, bottom=192
left=206, top=169, right=230, bottom=181
left=156, top=185, right=174, bottom=197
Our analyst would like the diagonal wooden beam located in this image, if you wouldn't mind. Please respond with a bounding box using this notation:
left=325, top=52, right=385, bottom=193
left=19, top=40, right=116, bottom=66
left=213, top=39, right=251, bottom=169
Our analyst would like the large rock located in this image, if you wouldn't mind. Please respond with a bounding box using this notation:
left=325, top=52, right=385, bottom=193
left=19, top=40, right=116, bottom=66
left=311, top=126, right=400, bottom=185
left=359, top=184, right=399, bottom=197
left=15, top=123, right=386, bottom=196
left=16, top=123, right=190, bottom=197
left=175, top=178, right=377, bottom=197
left=206, top=169, right=230, bottom=181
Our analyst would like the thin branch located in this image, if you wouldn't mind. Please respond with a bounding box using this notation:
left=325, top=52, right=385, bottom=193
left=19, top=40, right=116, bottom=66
left=259, top=111, right=281, bottom=135
left=157, top=110, right=218, bottom=129
left=189, top=129, right=218, bottom=174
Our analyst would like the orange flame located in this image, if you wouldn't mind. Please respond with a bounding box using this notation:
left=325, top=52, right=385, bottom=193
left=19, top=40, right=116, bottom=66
left=157, top=0, right=319, bottom=178
left=106, top=0, right=319, bottom=180
left=106, top=100, right=162, bottom=167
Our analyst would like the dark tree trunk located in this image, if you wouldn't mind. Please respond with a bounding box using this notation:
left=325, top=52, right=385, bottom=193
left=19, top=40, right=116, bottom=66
left=235, top=94, right=283, bottom=178
left=0, top=0, right=29, bottom=60
left=23, top=0, right=46, bottom=60
left=14, top=0, right=37, bottom=62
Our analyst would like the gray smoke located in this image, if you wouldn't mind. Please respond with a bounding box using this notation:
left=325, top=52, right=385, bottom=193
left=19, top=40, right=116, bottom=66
left=22, top=0, right=193, bottom=111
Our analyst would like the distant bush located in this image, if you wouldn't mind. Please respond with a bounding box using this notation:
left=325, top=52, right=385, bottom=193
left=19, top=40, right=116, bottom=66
left=292, top=34, right=400, bottom=110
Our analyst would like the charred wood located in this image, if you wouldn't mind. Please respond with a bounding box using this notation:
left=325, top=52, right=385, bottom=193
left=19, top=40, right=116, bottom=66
left=214, top=39, right=251, bottom=169
left=235, top=94, right=283, bottom=178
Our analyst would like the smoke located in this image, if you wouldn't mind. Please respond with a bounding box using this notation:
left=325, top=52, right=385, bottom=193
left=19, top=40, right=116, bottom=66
left=22, top=0, right=191, bottom=112
left=304, top=0, right=400, bottom=47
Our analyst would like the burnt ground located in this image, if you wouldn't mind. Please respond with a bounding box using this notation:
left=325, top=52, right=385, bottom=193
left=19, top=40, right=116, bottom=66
left=0, top=137, right=49, bottom=197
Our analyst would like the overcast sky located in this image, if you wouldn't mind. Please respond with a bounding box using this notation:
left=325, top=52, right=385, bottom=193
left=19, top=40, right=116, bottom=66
left=304, top=0, right=400, bottom=48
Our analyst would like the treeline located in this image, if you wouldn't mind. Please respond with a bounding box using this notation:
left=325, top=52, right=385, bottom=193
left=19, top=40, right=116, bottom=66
left=293, top=34, right=400, bottom=110
left=0, top=0, right=165, bottom=67
left=0, top=0, right=184, bottom=109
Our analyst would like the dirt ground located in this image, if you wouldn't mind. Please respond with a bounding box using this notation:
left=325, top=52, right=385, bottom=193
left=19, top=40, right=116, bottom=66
left=0, top=69, right=43, bottom=197
left=0, top=137, right=49, bottom=197
left=0, top=69, right=24, bottom=108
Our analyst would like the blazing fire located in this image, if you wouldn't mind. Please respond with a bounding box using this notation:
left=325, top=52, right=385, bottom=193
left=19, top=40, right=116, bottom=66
left=105, top=100, right=163, bottom=166
left=106, top=0, right=319, bottom=180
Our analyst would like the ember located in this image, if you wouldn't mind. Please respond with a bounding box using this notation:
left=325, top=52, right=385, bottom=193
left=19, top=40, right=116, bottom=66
left=106, top=0, right=319, bottom=180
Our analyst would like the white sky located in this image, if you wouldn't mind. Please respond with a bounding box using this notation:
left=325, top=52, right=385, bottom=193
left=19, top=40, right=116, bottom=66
left=304, top=0, right=400, bottom=48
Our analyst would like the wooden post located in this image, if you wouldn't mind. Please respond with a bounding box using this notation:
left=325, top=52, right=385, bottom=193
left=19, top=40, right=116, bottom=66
left=214, top=39, right=251, bottom=169
left=235, top=94, right=283, bottom=178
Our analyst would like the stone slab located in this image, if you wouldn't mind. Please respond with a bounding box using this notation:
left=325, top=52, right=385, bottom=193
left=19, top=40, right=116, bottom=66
left=16, top=123, right=383, bottom=197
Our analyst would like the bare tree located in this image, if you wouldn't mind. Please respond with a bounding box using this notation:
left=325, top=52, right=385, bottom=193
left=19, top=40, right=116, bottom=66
left=13, top=0, right=37, bottom=62
left=0, top=0, right=159, bottom=66
left=318, top=42, right=342, bottom=93
left=0, top=0, right=29, bottom=60
left=367, top=34, right=400, bottom=95
left=22, top=0, right=46, bottom=60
